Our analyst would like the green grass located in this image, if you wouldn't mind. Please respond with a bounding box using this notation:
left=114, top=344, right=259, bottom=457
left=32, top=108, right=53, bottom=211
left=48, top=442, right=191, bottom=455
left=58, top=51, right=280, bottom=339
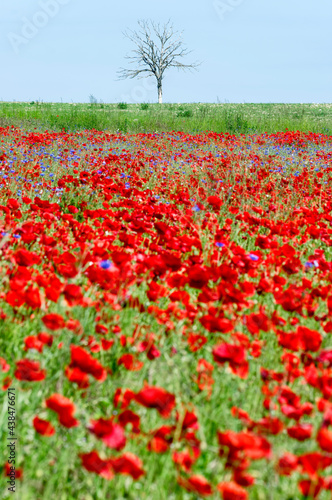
left=1, top=101, right=332, bottom=134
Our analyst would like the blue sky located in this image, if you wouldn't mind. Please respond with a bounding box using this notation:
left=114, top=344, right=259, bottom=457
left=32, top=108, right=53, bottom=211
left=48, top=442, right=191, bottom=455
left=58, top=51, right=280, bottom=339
left=1, top=0, right=331, bottom=103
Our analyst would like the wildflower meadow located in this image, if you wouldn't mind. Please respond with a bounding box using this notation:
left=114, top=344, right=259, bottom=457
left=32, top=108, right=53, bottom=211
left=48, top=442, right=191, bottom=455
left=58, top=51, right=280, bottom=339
left=1, top=125, right=332, bottom=499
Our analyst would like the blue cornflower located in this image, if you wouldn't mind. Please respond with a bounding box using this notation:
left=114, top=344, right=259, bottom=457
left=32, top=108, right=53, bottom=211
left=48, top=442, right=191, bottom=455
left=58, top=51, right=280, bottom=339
left=100, top=260, right=112, bottom=270
left=305, top=261, right=319, bottom=268
left=249, top=254, right=259, bottom=261
left=193, top=205, right=201, bottom=212
left=216, top=242, right=225, bottom=248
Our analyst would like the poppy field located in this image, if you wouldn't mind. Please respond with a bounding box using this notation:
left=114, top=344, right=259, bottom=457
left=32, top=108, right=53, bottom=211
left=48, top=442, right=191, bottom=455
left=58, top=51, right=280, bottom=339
left=1, top=125, right=332, bottom=499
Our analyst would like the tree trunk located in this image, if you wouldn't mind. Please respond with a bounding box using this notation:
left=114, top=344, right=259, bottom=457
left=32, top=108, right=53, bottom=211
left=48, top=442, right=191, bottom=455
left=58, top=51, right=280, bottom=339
left=157, top=80, right=163, bottom=104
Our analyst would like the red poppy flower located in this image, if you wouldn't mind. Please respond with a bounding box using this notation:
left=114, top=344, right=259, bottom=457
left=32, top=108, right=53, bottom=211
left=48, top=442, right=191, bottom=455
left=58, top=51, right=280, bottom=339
left=101, top=338, right=114, bottom=351
left=63, top=284, right=83, bottom=306
left=109, top=452, right=145, bottom=479
left=88, top=418, right=126, bottom=450
left=42, top=313, right=65, bottom=331
left=287, top=424, right=313, bottom=441
left=207, top=195, right=223, bottom=210
left=233, top=470, right=255, bottom=487
left=33, top=416, right=55, bottom=436
left=45, top=286, right=61, bottom=303
left=37, top=332, right=53, bottom=346
left=69, top=345, right=107, bottom=381
left=278, top=326, right=322, bottom=352
left=24, top=335, right=44, bottom=353
left=118, top=409, right=141, bottom=434
left=148, top=425, right=174, bottom=453
left=14, top=249, right=41, bottom=267
left=298, top=478, right=324, bottom=498
left=0, top=357, right=10, bottom=372
left=245, top=308, right=270, bottom=335
left=65, top=366, right=89, bottom=389
left=79, top=451, right=113, bottom=480
left=6, top=290, right=25, bottom=308
left=117, top=354, right=144, bottom=371
left=187, top=265, right=210, bottom=289
left=2, top=376, right=12, bottom=390
left=134, top=384, right=176, bottom=418
left=217, top=481, right=248, bottom=500
left=217, top=430, right=271, bottom=460
left=249, top=416, right=283, bottom=435
left=276, top=452, right=298, bottom=476
left=317, top=428, right=332, bottom=453
left=212, top=343, right=248, bottom=379
left=195, top=359, right=215, bottom=397
left=200, top=315, right=234, bottom=333
left=25, top=286, right=41, bottom=310
left=95, top=324, right=108, bottom=335
left=173, top=447, right=200, bottom=472
left=7, top=198, right=21, bottom=210
left=146, top=281, right=168, bottom=302
left=15, top=359, right=46, bottom=382
left=178, top=474, right=213, bottom=496
left=297, top=326, right=322, bottom=352
left=161, top=252, right=183, bottom=271
left=298, top=452, right=332, bottom=477
left=4, top=462, right=23, bottom=480
left=45, top=394, right=79, bottom=428
left=137, top=341, right=161, bottom=360
left=188, top=333, right=208, bottom=352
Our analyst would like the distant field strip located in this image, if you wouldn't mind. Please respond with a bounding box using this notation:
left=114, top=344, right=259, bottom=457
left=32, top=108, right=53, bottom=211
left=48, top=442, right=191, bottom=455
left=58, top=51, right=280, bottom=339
left=1, top=102, right=332, bottom=134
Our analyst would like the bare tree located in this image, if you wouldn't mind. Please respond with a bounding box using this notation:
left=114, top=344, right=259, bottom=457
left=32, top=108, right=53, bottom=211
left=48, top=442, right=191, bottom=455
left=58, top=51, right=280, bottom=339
left=118, top=20, right=200, bottom=104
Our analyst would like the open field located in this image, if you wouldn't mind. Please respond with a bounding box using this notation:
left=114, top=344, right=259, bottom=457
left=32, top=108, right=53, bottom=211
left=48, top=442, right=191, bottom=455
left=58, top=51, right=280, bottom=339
left=0, top=124, right=332, bottom=499
left=1, top=102, right=332, bottom=135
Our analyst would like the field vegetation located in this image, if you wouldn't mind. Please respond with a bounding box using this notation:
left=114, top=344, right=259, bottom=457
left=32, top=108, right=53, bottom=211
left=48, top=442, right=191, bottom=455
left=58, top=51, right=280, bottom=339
left=1, top=101, right=332, bottom=135
left=0, top=116, right=332, bottom=499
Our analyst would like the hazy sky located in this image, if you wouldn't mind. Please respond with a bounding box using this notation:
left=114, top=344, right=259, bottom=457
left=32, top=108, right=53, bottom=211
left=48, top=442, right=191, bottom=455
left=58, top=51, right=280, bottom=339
left=1, top=0, right=331, bottom=103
